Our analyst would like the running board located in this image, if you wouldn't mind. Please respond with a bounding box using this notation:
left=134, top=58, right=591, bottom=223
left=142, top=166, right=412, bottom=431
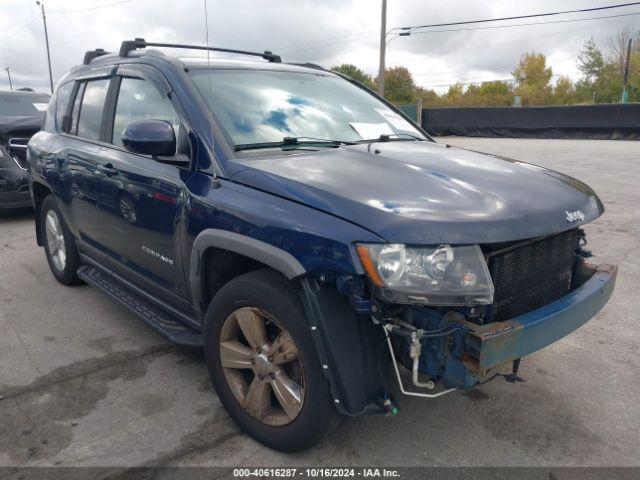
left=78, top=265, right=203, bottom=347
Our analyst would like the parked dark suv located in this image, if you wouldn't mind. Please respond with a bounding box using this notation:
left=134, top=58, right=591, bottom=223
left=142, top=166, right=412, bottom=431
left=28, top=39, right=617, bottom=452
left=1, top=90, right=50, bottom=210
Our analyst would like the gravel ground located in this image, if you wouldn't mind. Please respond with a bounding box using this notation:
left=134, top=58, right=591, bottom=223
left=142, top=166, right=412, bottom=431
left=0, top=137, right=638, bottom=468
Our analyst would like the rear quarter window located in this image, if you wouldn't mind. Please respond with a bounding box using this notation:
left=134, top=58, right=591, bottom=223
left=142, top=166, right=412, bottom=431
left=42, top=82, right=73, bottom=133
left=54, top=82, right=74, bottom=132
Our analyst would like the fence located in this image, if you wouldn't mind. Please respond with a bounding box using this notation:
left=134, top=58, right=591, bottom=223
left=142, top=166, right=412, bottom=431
left=419, top=104, right=640, bottom=140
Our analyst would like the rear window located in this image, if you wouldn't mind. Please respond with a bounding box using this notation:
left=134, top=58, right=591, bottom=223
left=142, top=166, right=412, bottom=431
left=0, top=92, right=50, bottom=117
left=76, top=79, right=110, bottom=140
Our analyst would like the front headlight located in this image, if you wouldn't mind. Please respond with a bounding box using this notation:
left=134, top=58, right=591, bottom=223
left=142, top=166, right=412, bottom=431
left=356, top=243, right=494, bottom=306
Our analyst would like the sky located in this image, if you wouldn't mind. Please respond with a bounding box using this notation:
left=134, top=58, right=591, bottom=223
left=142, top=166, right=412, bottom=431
left=0, top=0, right=638, bottom=94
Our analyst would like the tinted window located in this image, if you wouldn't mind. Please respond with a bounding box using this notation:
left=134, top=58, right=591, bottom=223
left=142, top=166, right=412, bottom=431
left=76, top=79, right=110, bottom=140
left=55, top=82, right=74, bottom=131
left=69, top=83, right=85, bottom=134
left=112, top=77, right=180, bottom=148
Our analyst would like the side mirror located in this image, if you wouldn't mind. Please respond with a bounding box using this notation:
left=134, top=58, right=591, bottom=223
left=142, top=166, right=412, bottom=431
left=121, top=120, right=177, bottom=157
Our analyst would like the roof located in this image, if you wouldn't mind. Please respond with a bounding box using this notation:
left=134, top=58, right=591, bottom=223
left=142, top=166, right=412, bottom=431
left=177, top=57, right=333, bottom=74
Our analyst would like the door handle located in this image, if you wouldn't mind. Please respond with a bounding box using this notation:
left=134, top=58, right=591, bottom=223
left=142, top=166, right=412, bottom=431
left=97, top=163, right=118, bottom=176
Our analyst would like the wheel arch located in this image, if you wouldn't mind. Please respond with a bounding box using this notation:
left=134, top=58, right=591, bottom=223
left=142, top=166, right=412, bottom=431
left=190, top=229, right=306, bottom=314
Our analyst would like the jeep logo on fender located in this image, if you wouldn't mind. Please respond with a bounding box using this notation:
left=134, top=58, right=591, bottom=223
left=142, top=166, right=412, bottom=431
left=565, top=209, right=585, bottom=223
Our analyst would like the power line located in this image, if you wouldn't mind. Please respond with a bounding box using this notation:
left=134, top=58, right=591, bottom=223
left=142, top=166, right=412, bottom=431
left=278, top=2, right=640, bottom=56
left=393, top=1, right=640, bottom=32
left=403, top=11, right=640, bottom=37
left=283, top=10, right=640, bottom=56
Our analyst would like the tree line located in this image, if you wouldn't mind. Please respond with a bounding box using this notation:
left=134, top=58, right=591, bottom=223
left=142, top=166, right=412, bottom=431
left=332, top=28, right=639, bottom=107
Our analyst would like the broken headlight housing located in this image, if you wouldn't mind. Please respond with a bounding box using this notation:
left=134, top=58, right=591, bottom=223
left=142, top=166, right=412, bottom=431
left=356, top=243, right=494, bottom=306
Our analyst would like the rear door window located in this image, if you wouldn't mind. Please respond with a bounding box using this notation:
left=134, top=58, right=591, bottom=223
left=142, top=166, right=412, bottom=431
left=76, top=79, right=110, bottom=140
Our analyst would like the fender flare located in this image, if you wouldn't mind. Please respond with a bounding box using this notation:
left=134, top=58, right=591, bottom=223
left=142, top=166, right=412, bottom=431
left=189, top=228, right=306, bottom=312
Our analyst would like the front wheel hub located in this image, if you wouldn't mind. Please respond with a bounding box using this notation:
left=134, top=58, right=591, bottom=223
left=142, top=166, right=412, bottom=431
left=219, top=307, right=305, bottom=426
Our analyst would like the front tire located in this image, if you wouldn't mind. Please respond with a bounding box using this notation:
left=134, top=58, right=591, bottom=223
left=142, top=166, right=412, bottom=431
left=204, top=269, right=340, bottom=452
left=41, top=195, right=81, bottom=285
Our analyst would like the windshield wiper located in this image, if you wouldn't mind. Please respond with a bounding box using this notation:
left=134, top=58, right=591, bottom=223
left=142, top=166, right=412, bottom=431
left=357, top=133, right=425, bottom=143
left=235, top=136, right=355, bottom=152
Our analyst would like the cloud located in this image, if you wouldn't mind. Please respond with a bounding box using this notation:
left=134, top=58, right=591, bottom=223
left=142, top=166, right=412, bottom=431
left=0, top=0, right=637, bottom=93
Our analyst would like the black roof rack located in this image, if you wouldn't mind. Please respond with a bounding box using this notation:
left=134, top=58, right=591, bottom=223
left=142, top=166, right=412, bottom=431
left=118, top=38, right=281, bottom=63
left=289, top=62, right=326, bottom=71
left=83, top=48, right=109, bottom=65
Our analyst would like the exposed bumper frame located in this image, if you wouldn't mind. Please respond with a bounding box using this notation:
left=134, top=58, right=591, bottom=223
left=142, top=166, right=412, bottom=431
left=465, top=263, right=617, bottom=372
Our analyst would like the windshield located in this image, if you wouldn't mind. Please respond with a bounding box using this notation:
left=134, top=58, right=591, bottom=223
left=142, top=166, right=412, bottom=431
left=0, top=92, right=50, bottom=117
left=189, top=69, right=426, bottom=148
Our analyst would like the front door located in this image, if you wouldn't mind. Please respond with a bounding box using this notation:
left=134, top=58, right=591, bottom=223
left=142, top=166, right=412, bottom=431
left=95, top=69, right=193, bottom=310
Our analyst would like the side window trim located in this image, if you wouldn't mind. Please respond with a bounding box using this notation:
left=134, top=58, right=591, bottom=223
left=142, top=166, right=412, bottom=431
left=108, top=66, right=193, bottom=161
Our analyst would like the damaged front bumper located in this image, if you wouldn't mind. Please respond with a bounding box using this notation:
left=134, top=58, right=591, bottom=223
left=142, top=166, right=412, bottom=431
left=394, top=263, right=617, bottom=391
left=463, top=263, right=617, bottom=376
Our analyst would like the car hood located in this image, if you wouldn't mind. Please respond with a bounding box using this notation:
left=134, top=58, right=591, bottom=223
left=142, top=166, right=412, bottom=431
left=229, top=141, right=604, bottom=244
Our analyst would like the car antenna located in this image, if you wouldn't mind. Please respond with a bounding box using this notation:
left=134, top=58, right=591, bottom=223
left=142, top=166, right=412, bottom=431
left=203, top=0, right=219, bottom=188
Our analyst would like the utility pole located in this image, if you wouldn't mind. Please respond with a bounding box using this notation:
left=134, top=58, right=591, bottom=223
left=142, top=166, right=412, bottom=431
left=378, top=0, right=387, bottom=97
left=5, top=68, right=12, bottom=91
left=36, top=1, right=54, bottom=94
left=621, top=37, right=632, bottom=104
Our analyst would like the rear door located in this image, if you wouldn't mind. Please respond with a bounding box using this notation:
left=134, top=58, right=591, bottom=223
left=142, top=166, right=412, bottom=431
left=95, top=65, right=193, bottom=311
left=48, top=74, right=112, bottom=260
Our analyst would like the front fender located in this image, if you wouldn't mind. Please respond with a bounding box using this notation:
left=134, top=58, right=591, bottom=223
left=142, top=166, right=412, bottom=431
left=189, top=228, right=306, bottom=312
left=184, top=177, right=382, bottom=314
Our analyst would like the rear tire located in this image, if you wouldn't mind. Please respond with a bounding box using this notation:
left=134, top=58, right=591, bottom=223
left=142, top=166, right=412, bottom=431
left=41, top=195, right=81, bottom=285
left=203, top=269, right=340, bottom=452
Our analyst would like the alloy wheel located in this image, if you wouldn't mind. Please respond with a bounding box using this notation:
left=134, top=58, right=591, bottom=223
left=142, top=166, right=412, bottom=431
left=45, top=210, right=66, bottom=272
left=219, top=307, right=305, bottom=426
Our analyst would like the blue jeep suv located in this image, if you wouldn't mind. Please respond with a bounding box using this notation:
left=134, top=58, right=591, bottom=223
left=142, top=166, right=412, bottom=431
left=28, top=38, right=617, bottom=451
